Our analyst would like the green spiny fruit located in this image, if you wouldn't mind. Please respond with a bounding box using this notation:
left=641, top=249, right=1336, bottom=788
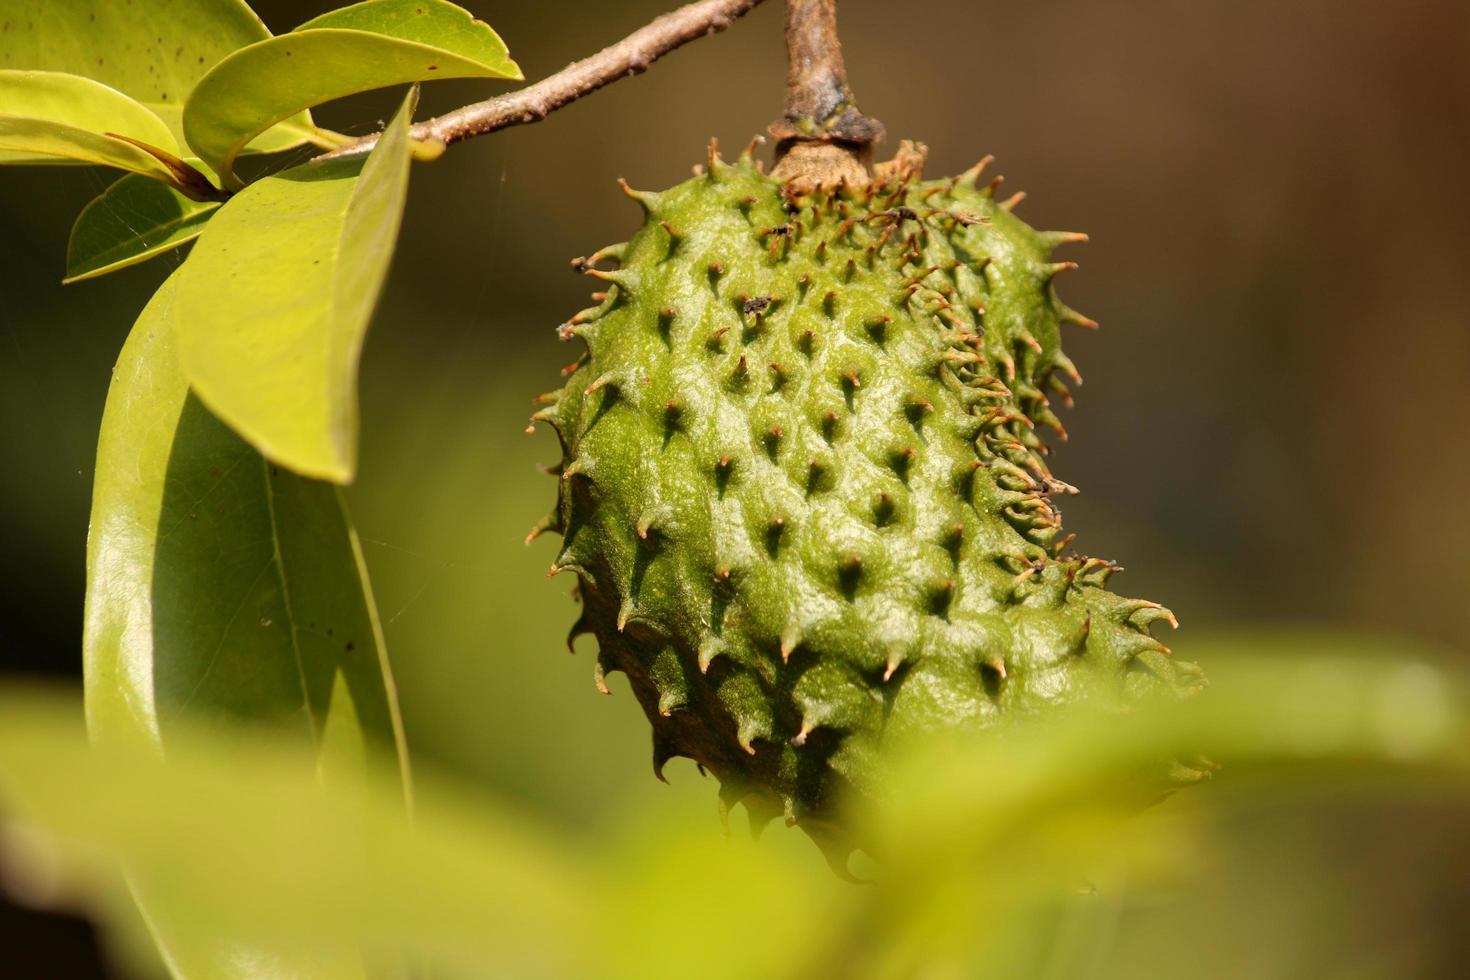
left=530, top=141, right=1204, bottom=854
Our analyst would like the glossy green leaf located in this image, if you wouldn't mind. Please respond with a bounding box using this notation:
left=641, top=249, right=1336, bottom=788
left=84, top=267, right=413, bottom=976
left=173, top=89, right=416, bottom=483
left=184, top=0, right=520, bottom=185
left=65, top=174, right=219, bottom=282
left=0, top=70, right=184, bottom=179
left=85, top=269, right=410, bottom=766
left=0, top=0, right=319, bottom=155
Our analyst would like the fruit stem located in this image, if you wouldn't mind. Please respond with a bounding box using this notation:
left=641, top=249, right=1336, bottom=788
left=769, top=0, right=885, bottom=190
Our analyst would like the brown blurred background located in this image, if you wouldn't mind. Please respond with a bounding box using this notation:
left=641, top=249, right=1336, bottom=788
left=2, top=0, right=1468, bottom=975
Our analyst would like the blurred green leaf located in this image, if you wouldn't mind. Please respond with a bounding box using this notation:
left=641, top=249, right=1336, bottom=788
left=172, top=88, right=416, bottom=483
left=0, top=0, right=319, bottom=155
left=0, top=70, right=185, bottom=178
left=65, top=174, right=219, bottom=282
left=183, top=0, right=520, bottom=186
left=6, top=635, right=1457, bottom=979
left=0, top=685, right=851, bottom=980
left=841, top=646, right=1470, bottom=979
left=0, top=688, right=589, bottom=979
left=85, top=263, right=413, bottom=974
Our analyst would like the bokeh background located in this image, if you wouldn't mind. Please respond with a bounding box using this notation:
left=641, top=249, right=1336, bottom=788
left=3, top=0, right=1468, bottom=975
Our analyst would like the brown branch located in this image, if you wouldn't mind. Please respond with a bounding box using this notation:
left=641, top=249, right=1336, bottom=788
left=317, top=0, right=769, bottom=161
left=769, top=0, right=883, bottom=191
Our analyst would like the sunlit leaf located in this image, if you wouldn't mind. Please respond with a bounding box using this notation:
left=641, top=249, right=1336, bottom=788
left=0, top=0, right=319, bottom=155
left=85, top=268, right=410, bottom=770
left=84, top=265, right=413, bottom=974
left=65, top=174, right=219, bottom=282
left=183, top=0, right=520, bottom=186
left=0, top=70, right=185, bottom=180
left=0, top=689, right=841, bottom=980
left=171, top=88, right=416, bottom=483
left=5, top=644, right=1467, bottom=979
left=843, top=644, right=1470, bottom=979
left=0, top=689, right=589, bottom=979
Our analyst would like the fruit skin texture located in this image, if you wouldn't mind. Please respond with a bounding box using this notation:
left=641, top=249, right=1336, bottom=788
left=532, top=146, right=1203, bottom=848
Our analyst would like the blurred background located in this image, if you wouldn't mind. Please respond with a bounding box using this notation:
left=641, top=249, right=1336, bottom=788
left=2, top=0, right=1467, bottom=975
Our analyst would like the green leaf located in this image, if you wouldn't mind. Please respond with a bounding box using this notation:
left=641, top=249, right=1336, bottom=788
left=4, top=645, right=1467, bottom=978
left=0, top=70, right=184, bottom=179
left=172, top=89, right=417, bottom=483
left=855, top=644, right=1470, bottom=978
left=84, top=267, right=414, bottom=976
left=183, top=0, right=520, bottom=185
left=0, top=0, right=319, bottom=155
left=85, top=269, right=410, bottom=766
left=0, top=689, right=590, bottom=979
left=65, top=174, right=219, bottom=282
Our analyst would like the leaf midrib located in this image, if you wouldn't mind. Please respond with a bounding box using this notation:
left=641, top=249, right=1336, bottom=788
left=71, top=205, right=216, bottom=277
left=260, top=457, right=321, bottom=744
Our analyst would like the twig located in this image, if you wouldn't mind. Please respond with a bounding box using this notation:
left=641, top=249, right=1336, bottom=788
left=318, top=0, right=769, bottom=161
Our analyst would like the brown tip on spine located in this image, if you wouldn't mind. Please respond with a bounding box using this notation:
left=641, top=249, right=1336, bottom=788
left=698, top=637, right=725, bottom=673
left=780, top=625, right=802, bottom=661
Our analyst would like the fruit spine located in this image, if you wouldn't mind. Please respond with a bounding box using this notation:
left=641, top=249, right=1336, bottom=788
left=529, top=141, right=1204, bottom=850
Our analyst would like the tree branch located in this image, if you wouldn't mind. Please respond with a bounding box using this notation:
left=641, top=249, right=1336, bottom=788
left=318, top=0, right=769, bottom=161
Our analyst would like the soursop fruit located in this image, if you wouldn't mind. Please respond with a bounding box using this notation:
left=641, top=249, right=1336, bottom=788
left=529, top=141, right=1204, bottom=849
